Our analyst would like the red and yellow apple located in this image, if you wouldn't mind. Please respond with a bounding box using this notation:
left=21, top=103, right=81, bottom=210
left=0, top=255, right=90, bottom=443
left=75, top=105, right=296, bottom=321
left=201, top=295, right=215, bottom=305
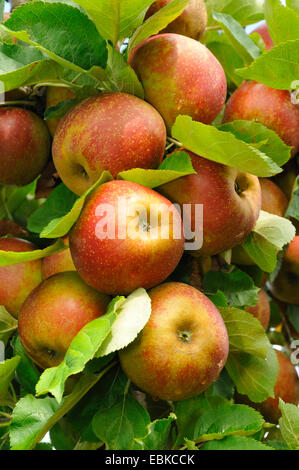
left=69, top=180, right=185, bottom=295
left=258, top=349, right=299, bottom=423
left=52, top=92, right=167, bottom=195
left=45, top=86, right=76, bottom=137
left=18, top=271, right=110, bottom=369
left=269, top=235, right=299, bottom=304
left=222, top=81, right=299, bottom=156
left=145, top=0, right=208, bottom=40
left=42, top=236, right=76, bottom=279
left=158, top=150, right=262, bottom=256
left=259, top=178, right=289, bottom=217
left=0, top=107, right=51, bottom=186
left=245, top=289, right=270, bottom=330
left=119, top=282, right=229, bottom=401
left=0, top=237, right=43, bottom=318
left=129, top=33, right=227, bottom=132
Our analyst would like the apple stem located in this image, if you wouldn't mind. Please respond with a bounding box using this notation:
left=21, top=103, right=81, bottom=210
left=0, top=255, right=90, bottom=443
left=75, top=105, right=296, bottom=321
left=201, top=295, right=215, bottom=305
left=0, top=101, right=37, bottom=107
left=167, top=137, right=183, bottom=148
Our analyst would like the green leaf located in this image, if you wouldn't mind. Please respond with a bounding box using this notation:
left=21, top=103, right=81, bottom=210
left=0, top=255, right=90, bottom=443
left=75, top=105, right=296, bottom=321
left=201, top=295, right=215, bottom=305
left=171, top=115, right=282, bottom=177
left=286, top=304, right=299, bottom=334
left=203, top=268, right=259, bottom=308
left=74, top=0, right=155, bottom=46
left=128, top=0, right=190, bottom=52
left=219, top=306, right=269, bottom=358
left=0, top=238, right=65, bottom=267
left=0, top=178, right=39, bottom=220
left=219, top=120, right=292, bottom=168
left=242, top=210, right=296, bottom=273
left=236, top=39, right=299, bottom=90
left=212, top=11, right=261, bottom=65
left=286, top=0, right=299, bottom=15
left=207, top=39, right=244, bottom=88
left=0, top=306, right=17, bottom=345
left=225, top=344, right=279, bottom=403
left=137, top=414, right=176, bottom=450
left=2, top=1, right=108, bottom=74
left=102, top=44, right=144, bottom=99
left=0, top=43, right=61, bottom=92
left=194, top=404, right=265, bottom=442
left=0, top=356, right=20, bottom=399
left=173, top=394, right=229, bottom=446
left=10, top=394, right=60, bottom=450
left=27, top=171, right=113, bottom=238
left=35, top=296, right=125, bottom=403
left=205, top=0, right=265, bottom=27
left=92, top=393, right=151, bottom=450
left=98, top=288, right=151, bottom=357
left=118, top=151, right=196, bottom=188
left=279, top=400, right=299, bottom=450
left=201, top=435, right=273, bottom=450
left=265, top=0, right=299, bottom=45
left=285, top=175, right=299, bottom=220
left=12, top=335, right=41, bottom=396
left=209, top=368, right=235, bottom=400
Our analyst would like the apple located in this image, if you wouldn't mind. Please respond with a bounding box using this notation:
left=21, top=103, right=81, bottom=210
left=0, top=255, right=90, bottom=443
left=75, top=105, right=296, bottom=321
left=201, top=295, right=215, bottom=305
left=0, top=107, right=51, bottom=186
left=0, top=237, right=43, bottom=318
left=252, top=23, right=274, bottom=50
left=259, top=178, right=289, bottom=217
left=18, top=271, right=110, bottom=369
left=69, top=180, right=185, bottom=295
left=269, top=235, right=299, bottom=304
left=245, top=289, right=270, bottom=330
left=222, top=81, right=299, bottom=156
left=128, top=33, right=227, bottom=132
left=144, top=0, right=208, bottom=40
left=158, top=150, right=261, bottom=256
left=42, top=236, right=76, bottom=279
left=119, top=282, right=229, bottom=401
left=45, top=86, right=76, bottom=137
left=257, top=349, right=299, bottom=423
left=52, top=92, right=167, bottom=196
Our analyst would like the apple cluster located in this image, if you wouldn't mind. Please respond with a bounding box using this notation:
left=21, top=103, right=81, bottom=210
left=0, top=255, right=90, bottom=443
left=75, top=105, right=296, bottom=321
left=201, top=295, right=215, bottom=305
left=0, top=0, right=298, bottom=420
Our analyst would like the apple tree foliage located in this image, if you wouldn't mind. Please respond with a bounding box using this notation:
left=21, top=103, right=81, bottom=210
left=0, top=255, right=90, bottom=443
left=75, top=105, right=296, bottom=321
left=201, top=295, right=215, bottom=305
left=0, top=0, right=298, bottom=451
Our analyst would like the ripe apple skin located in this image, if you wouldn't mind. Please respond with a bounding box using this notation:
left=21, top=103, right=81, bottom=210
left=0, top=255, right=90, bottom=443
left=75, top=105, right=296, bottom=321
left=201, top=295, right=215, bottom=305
left=52, top=92, right=167, bottom=195
left=222, top=81, right=299, bottom=156
left=129, top=33, right=227, bottom=132
left=145, top=0, right=208, bottom=40
left=269, top=236, right=299, bottom=304
left=69, top=180, right=185, bottom=295
left=42, top=237, right=76, bottom=279
left=158, top=150, right=261, bottom=256
left=119, top=282, right=229, bottom=401
left=18, top=271, right=110, bottom=369
left=0, top=238, right=43, bottom=318
left=258, top=350, right=299, bottom=423
left=245, top=289, right=270, bottom=330
left=252, top=23, right=274, bottom=50
left=45, top=86, right=75, bottom=137
left=259, top=178, right=289, bottom=217
left=0, top=107, right=51, bottom=186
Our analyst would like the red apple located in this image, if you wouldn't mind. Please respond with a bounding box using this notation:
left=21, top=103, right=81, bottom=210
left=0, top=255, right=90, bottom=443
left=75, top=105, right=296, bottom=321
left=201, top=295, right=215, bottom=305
left=269, top=235, right=299, bottom=304
left=128, top=33, right=227, bottom=132
left=69, top=180, right=185, bottom=295
left=252, top=23, right=274, bottom=50
left=45, top=86, right=76, bottom=137
left=119, top=282, right=229, bottom=401
left=259, top=178, right=289, bottom=217
left=42, top=237, right=76, bottom=279
left=52, top=92, right=167, bottom=195
left=145, top=0, right=208, bottom=40
left=258, top=349, right=299, bottom=423
left=245, top=289, right=270, bottom=330
left=18, top=271, right=110, bottom=369
left=0, top=107, right=51, bottom=186
left=158, top=150, right=261, bottom=256
left=222, top=81, right=299, bottom=156
left=0, top=237, right=43, bottom=318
